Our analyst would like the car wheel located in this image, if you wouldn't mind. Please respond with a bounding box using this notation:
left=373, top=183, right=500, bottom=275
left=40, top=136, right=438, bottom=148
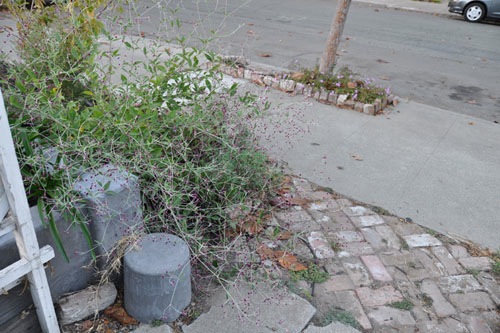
left=464, top=3, right=486, bottom=22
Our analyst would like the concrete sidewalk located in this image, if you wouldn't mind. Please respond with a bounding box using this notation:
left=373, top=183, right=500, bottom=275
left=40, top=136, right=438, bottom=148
left=247, top=82, right=500, bottom=251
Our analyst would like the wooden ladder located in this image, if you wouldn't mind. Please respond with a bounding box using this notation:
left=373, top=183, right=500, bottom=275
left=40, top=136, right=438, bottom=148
left=0, top=89, right=60, bottom=332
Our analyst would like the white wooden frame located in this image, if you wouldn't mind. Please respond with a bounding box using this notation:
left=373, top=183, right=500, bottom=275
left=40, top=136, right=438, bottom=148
left=0, top=89, right=60, bottom=332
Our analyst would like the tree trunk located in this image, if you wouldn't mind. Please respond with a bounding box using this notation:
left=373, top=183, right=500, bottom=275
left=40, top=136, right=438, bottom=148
left=319, top=0, right=352, bottom=74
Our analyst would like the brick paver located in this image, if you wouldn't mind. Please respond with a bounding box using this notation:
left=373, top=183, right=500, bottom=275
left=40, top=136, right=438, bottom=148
left=256, top=177, right=499, bottom=333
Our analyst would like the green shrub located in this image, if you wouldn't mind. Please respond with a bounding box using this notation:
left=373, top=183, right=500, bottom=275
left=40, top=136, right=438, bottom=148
left=2, top=0, right=278, bottom=266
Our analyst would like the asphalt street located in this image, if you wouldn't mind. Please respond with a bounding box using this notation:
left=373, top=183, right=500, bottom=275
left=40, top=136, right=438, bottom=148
left=116, top=0, right=500, bottom=122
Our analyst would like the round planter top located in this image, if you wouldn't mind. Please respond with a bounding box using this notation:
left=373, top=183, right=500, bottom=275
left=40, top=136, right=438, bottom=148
left=124, top=233, right=189, bottom=275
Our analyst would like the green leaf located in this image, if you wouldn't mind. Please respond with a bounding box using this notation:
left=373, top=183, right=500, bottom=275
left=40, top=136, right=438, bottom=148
left=38, top=199, right=69, bottom=262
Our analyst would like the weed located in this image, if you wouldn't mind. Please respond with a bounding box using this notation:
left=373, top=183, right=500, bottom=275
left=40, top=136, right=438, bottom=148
left=292, top=66, right=390, bottom=104
left=466, top=268, right=481, bottom=277
left=290, top=264, right=329, bottom=283
left=320, top=308, right=361, bottom=329
left=388, top=299, right=414, bottom=311
left=2, top=0, right=278, bottom=278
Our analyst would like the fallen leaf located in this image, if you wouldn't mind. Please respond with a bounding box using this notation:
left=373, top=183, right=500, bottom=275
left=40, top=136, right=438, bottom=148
left=104, top=305, right=138, bottom=325
left=288, top=197, right=311, bottom=207
left=247, top=23, right=254, bottom=26
left=351, top=154, right=363, bottom=161
left=247, top=30, right=255, bottom=35
left=276, top=231, right=293, bottom=240
left=376, top=59, right=389, bottom=64
left=466, top=99, right=477, bottom=105
left=276, top=252, right=308, bottom=271
left=380, top=76, right=390, bottom=81
left=81, top=320, right=93, bottom=331
left=347, top=81, right=357, bottom=89
left=257, top=244, right=275, bottom=260
left=291, top=72, right=305, bottom=80
left=468, top=122, right=475, bottom=125
left=258, top=53, right=272, bottom=58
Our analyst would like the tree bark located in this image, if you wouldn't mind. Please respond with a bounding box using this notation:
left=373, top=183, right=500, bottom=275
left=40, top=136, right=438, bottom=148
left=319, top=0, right=352, bottom=74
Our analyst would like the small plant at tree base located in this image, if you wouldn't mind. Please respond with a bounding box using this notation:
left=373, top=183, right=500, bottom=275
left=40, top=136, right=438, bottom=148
left=320, top=308, right=361, bottom=329
left=290, top=264, right=329, bottom=283
left=291, top=66, right=390, bottom=104
left=388, top=299, right=414, bottom=311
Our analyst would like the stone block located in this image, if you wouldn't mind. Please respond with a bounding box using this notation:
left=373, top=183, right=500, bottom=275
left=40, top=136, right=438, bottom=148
left=308, top=199, right=341, bottom=212
left=344, top=100, right=355, bottom=109
left=360, top=228, right=385, bottom=250
left=325, top=211, right=356, bottom=232
left=131, top=324, right=174, bottom=333
left=342, top=258, right=373, bottom=287
left=350, top=215, right=385, bottom=227
left=183, top=280, right=315, bottom=333
left=271, top=77, right=281, bottom=89
left=73, top=164, right=143, bottom=262
left=458, top=257, right=493, bottom=271
left=124, top=233, right=191, bottom=323
left=363, top=104, right=375, bottom=115
left=342, top=206, right=374, bottom=217
left=374, top=225, right=401, bottom=250
left=243, top=69, right=253, bottom=80
left=420, top=280, right=456, bottom=317
left=308, top=231, right=335, bottom=259
left=449, top=244, right=470, bottom=259
left=58, top=283, right=117, bottom=325
left=263, top=76, right=274, bottom=86
left=356, top=285, right=403, bottom=307
left=333, top=231, right=364, bottom=243
left=462, top=314, right=495, bottom=333
left=337, top=241, right=374, bottom=258
left=327, top=91, right=337, bottom=103
left=337, top=94, right=348, bottom=105
left=439, top=274, right=483, bottom=293
left=387, top=220, right=425, bottom=236
left=354, top=102, right=364, bottom=112
left=360, top=255, right=392, bottom=282
left=316, top=275, right=355, bottom=293
left=367, top=306, right=416, bottom=326
left=476, top=273, right=500, bottom=305
left=304, top=85, right=313, bottom=97
left=304, top=322, right=361, bottom=333
left=251, top=72, right=264, bottom=85
left=431, top=246, right=464, bottom=275
left=333, top=290, right=372, bottom=330
left=449, top=292, right=495, bottom=312
left=403, top=234, right=442, bottom=248
left=374, top=98, right=382, bottom=113
left=294, top=82, right=305, bottom=95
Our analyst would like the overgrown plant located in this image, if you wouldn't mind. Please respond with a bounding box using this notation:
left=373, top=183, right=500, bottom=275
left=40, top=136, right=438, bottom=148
left=292, top=66, right=390, bottom=104
left=2, top=0, right=279, bottom=271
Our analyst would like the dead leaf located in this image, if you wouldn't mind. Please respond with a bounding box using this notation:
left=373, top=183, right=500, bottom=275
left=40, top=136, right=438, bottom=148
left=276, top=231, right=293, bottom=240
left=276, top=252, right=308, bottom=271
left=247, top=30, right=255, bottom=35
left=257, top=244, right=275, bottom=260
left=467, top=100, right=477, bottom=105
left=247, top=23, right=254, bottom=26
left=258, top=53, right=272, bottom=58
left=351, top=154, right=363, bottom=161
left=291, top=72, right=305, bottom=80
left=81, top=320, right=93, bottom=331
left=468, top=122, right=475, bottom=125
left=376, top=59, right=389, bottom=64
left=347, top=82, right=357, bottom=89
left=104, top=305, right=138, bottom=325
left=288, top=197, right=311, bottom=207
left=380, top=76, right=390, bottom=81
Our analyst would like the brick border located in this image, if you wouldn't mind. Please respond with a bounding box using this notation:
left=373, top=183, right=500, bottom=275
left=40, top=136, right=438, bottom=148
left=217, top=61, right=399, bottom=116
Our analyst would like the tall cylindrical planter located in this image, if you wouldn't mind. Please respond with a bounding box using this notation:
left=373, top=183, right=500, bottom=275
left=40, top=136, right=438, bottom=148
left=124, top=233, right=191, bottom=323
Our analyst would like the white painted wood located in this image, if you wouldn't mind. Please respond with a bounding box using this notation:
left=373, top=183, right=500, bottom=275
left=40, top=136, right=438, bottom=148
left=0, top=245, right=55, bottom=293
left=0, top=89, right=61, bottom=333
left=0, top=215, right=16, bottom=237
left=0, top=180, right=9, bottom=221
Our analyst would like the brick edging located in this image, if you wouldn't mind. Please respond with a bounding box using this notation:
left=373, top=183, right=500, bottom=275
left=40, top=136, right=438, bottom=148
left=217, top=60, right=399, bottom=116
